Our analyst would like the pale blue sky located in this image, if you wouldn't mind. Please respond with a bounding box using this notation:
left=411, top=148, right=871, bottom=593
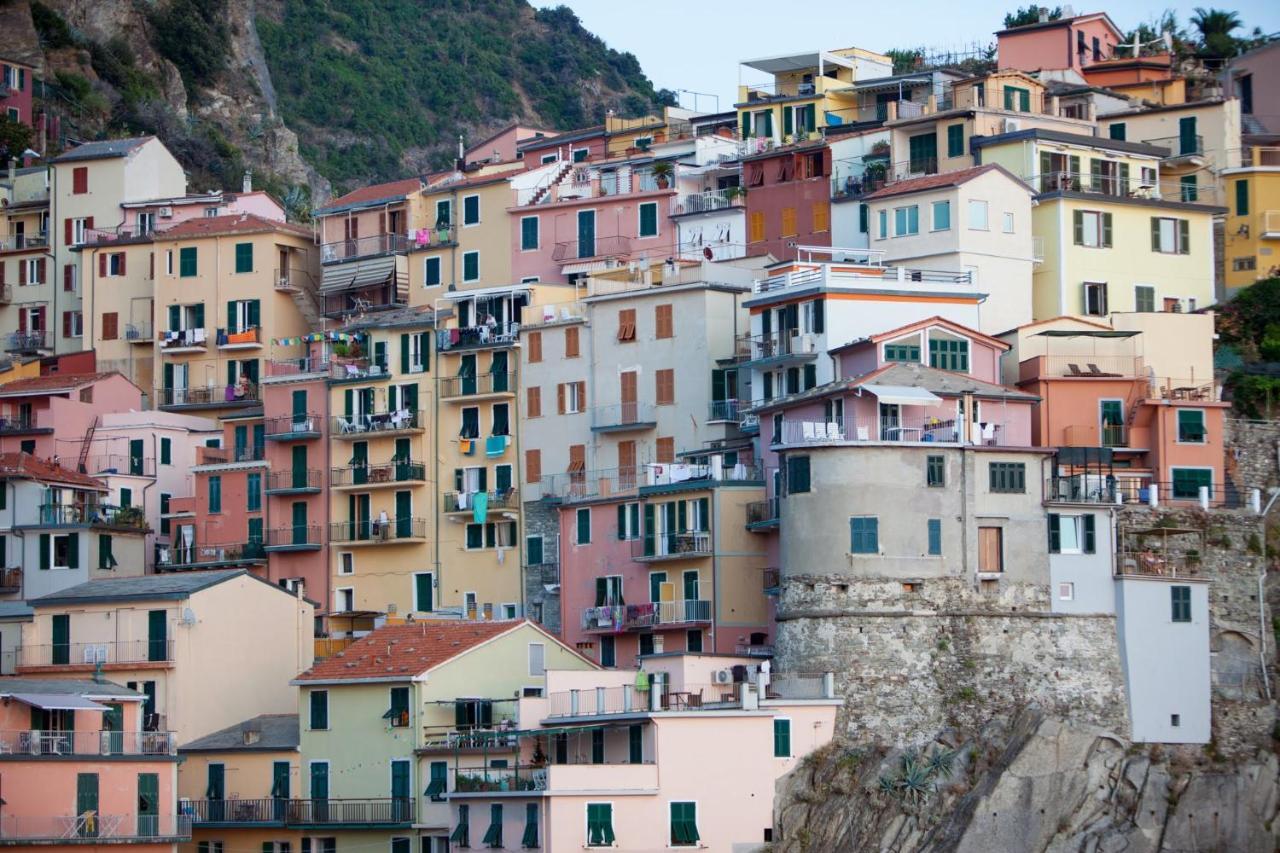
left=531, top=1, right=1280, bottom=112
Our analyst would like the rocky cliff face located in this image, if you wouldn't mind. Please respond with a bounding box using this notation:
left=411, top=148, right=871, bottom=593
left=774, top=709, right=1280, bottom=853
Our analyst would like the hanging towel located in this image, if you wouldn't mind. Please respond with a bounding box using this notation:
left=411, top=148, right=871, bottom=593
left=472, top=490, right=489, bottom=524
left=459, top=438, right=474, bottom=455
left=485, top=435, right=507, bottom=456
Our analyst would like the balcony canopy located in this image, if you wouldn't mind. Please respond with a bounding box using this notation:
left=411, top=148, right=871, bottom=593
left=11, top=693, right=109, bottom=711
left=320, top=256, right=398, bottom=294
left=862, top=384, right=942, bottom=406
left=742, top=51, right=857, bottom=75
left=1034, top=330, right=1140, bottom=338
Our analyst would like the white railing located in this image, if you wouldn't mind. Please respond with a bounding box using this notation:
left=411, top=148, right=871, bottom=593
left=1262, top=210, right=1280, bottom=237
left=673, top=189, right=743, bottom=215
left=777, top=417, right=1009, bottom=446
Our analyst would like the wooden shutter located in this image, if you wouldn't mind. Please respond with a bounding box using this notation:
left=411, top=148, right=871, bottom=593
left=525, top=450, right=540, bottom=484
left=63, top=264, right=73, bottom=291
left=575, top=382, right=586, bottom=411
left=118, top=253, right=125, bottom=276
left=565, top=327, right=579, bottom=357
left=978, top=527, right=1002, bottom=572
left=526, top=386, right=541, bottom=418
left=102, top=312, right=118, bottom=340
left=527, top=331, right=542, bottom=363
left=568, top=444, right=585, bottom=471
left=656, top=437, right=675, bottom=463
left=749, top=211, right=765, bottom=243
left=656, top=369, right=674, bottom=405
left=556, top=383, right=565, bottom=414
left=617, top=308, right=636, bottom=341
left=655, top=304, right=672, bottom=339
left=1150, top=217, right=1161, bottom=251
left=1178, top=219, right=1189, bottom=254
left=1101, top=213, right=1112, bottom=247
left=1047, top=513, right=1060, bottom=553
left=813, top=202, right=829, bottom=233
left=780, top=207, right=797, bottom=237
left=17, top=261, right=25, bottom=286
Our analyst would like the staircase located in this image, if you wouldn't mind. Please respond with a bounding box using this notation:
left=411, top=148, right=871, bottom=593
left=528, top=160, right=573, bottom=206
left=77, top=416, right=98, bottom=474
left=282, top=268, right=323, bottom=330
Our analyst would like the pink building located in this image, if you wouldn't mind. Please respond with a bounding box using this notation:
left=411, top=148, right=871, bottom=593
left=1, top=55, right=35, bottom=128
left=0, top=677, right=184, bottom=847
left=0, top=372, right=143, bottom=460
left=996, top=11, right=1123, bottom=73
left=742, top=141, right=832, bottom=262
left=465, top=124, right=555, bottom=168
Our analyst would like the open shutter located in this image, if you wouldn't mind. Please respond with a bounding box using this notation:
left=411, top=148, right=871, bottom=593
left=400, top=334, right=409, bottom=373
left=1072, top=210, right=1083, bottom=244
left=617, top=504, right=626, bottom=540
left=1178, top=219, right=1189, bottom=255
left=227, top=301, right=238, bottom=334
left=1101, top=213, right=1112, bottom=247
left=1083, top=514, right=1096, bottom=554
left=39, top=533, right=50, bottom=569
left=67, top=532, right=79, bottom=568
left=1150, top=217, right=1160, bottom=251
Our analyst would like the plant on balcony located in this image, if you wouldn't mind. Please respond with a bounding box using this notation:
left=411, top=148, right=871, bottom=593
left=113, top=506, right=147, bottom=528
left=651, top=161, right=674, bottom=189
left=724, top=186, right=746, bottom=202
left=870, top=140, right=891, bottom=155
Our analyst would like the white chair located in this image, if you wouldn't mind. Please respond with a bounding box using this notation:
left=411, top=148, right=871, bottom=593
left=801, top=423, right=816, bottom=442
left=337, top=417, right=354, bottom=434
left=856, top=426, right=870, bottom=441
left=981, top=422, right=997, bottom=445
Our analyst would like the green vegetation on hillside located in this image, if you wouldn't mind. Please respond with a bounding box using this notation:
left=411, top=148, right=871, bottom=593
left=1216, top=278, right=1280, bottom=418
left=256, top=0, right=676, bottom=190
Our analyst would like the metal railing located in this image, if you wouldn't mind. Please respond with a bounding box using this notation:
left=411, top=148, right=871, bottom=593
left=266, top=469, right=324, bottom=492
left=547, top=685, right=647, bottom=717
left=0, top=567, right=20, bottom=592
left=541, top=461, right=761, bottom=502
left=674, top=188, right=744, bottom=214
left=1028, top=170, right=1221, bottom=204
left=265, top=525, right=323, bottom=548
left=551, top=235, right=631, bottom=262
left=332, top=460, right=427, bottom=487
left=1243, top=146, right=1280, bottom=167
left=591, top=402, right=657, bottom=430
left=633, top=531, right=712, bottom=560
left=1144, top=134, right=1204, bottom=158
left=186, top=798, right=287, bottom=825
left=6, top=330, right=52, bottom=352
left=282, top=798, right=415, bottom=825
left=84, top=454, right=155, bottom=476
left=743, top=330, right=820, bottom=362
left=328, top=359, right=390, bottom=382
left=155, top=384, right=260, bottom=407
left=0, top=814, right=191, bottom=841
left=708, top=399, right=741, bottom=422
left=746, top=497, right=779, bottom=526
left=158, top=541, right=265, bottom=569
left=35, top=503, right=148, bottom=530
left=158, top=329, right=208, bottom=349
left=0, top=729, right=176, bottom=756
left=453, top=766, right=545, bottom=794
left=436, top=323, right=520, bottom=351
left=274, top=266, right=318, bottom=293
left=124, top=323, right=152, bottom=342
left=330, top=517, right=428, bottom=543
left=266, top=356, right=329, bottom=377
left=439, top=371, right=516, bottom=397
left=1038, top=355, right=1142, bottom=377
left=18, top=639, right=174, bottom=667
left=330, top=409, right=422, bottom=435
left=264, top=414, right=323, bottom=437
left=0, top=232, right=49, bottom=251
left=408, top=225, right=456, bottom=248
left=581, top=599, right=712, bottom=631
left=1045, top=475, right=1149, bottom=505
left=1116, top=551, right=1202, bottom=577
left=320, top=234, right=411, bottom=264
left=195, top=445, right=265, bottom=464
left=217, top=327, right=263, bottom=347
left=766, top=672, right=833, bottom=700
left=0, top=413, right=43, bottom=433
left=441, top=490, right=517, bottom=513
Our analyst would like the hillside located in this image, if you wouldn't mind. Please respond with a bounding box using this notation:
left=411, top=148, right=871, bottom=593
left=7, top=0, right=673, bottom=210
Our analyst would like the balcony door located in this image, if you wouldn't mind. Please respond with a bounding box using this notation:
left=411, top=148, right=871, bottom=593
left=395, top=490, right=412, bottom=538
left=620, top=370, right=638, bottom=424
left=137, top=773, right=159, bottom=836
left=1099, top=400, right=1124, bottom=447
left=272, top=761, right=290, bottom=820
left=292, top=502, right=309, bottom=545
left=76, top=773, right=99, bottom=837
left=103, top=703, right=124, bottom=755
left=292, top=445, right=309, bottom=489
left=310, top=762, right=329, bottom=821
left=206, top=763, right=225, bottom=821
left=349, top=494, right=371, bottom=540
left=577, top=209, right=596, bottom=259
left=147, top=610, right=167, bottom=662
left=351, top=441, right=369, bottom=485
left=52, top=613, right=70, bottom=665
left=391, top=758, right=411, bottom=821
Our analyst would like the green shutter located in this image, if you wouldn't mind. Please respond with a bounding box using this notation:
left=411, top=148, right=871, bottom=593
left=1083, top=514, right=1096, bottom=554
left=617, top=504, right=626, bottom=540
left=741, top=110, right=751, bottom=138
left=39, top=532, right=50, bottom=569
left=1151, top=217, right=1161, bottom=251
left=1047, top=513, right=1060, bottom=553
left=577, top=508, right=590, bottom=544
left=1178, top=219, right=1189, bottom=254
left=66, top=532, right=79, bottom=568
left=947, top=124, right=963, bottom=158
left=1236, top=179, right=1250, bottom=216
left=1101, top=213, right=1112, bottom=247
left=1073, top=210, right=1084, bottom=245
left=1109, top=123, right=1126, bottom=140
left=773, top=719, right=791, bottom=756
left=168, top=305, right=180, bottom=332
left=235, top=242, right=253, bottom=274
left=179, top=247, right=197, bottom=277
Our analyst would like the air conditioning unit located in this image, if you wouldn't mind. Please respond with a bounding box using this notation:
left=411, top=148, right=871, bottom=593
left=1003, top=119, right=1021, bottom=133
left=713, top=669, right=733, bottom=685
left=157, top=206, right=174, bottom=219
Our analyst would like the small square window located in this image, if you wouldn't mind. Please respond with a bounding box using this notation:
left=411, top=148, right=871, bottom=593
left=1171, top=714, right=1181, bottom=727
left=1058, top=582, right=1074, bottom=601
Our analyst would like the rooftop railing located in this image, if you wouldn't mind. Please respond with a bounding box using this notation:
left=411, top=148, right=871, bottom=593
left=551, top=235, right=631, bottom=263
left=436, top=323, right=520, bottom=351
left=775, top=416, right=1011, bottom=446
left=83, top=454, right=155, bottom=476
left=582, top=599, right=712, bottom=632
left=35, top=503, right=148, bottom=531
left=0, top=729, right=175, bottom=756
left=1027, top=170, right=1222, bottom=204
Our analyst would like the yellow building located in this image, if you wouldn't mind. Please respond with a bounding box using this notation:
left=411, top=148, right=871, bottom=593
left=151, top=214, right=318, bottom=417
left=413, top=171, right=518, bottom=291
left=1222, top=146, right=1280, bottom=293
left=177, top=714, right=301, bottom=853
left=737, top=47, right=893, bottom=143
left=78, top=232, right=159, bottom=390
left=602, top=108, right=696, bottom=157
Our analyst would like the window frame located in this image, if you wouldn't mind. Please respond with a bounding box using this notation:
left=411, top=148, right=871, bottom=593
left=519, top=216, right=539, bottom=251
left=1170, top=585, right=1192, bottom=623
left=893, top=205, right=919, bottom=237
left=987, top=462, right=1026, bottom=494
left=967, top=199, right=989, bottom=231
left=1176, top=409, right=1207, bottom=444
left=461, top=194, right=481, bottom=227
left=423, top=255, right=442, bottom=287
left=461, top=250, right=480, bottom=283
left=849, top=516, right=879, bottom=554
left=930, top=200, right=951, bottom=232
left=637, top=201, right=659, bottom=238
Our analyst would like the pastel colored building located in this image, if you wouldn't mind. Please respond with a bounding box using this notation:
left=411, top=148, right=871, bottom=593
left=0, top=163, right=52, bottom=354
left=736, top=47, right=893, bottom=142
left=0, top=54, right=36, bottom=126
left=743, top=140, right=832, bottom=262
left=464, top=124, right=554, bottom=168
left=1220, top=146, right=1280, bottom=292
left=1224, top=40, right=1280, bottom=138
left=0, top=678, right=185, bottom=848
left=995, top=11, right=1124, bottom=73
left=18, top=570, right=314, bottom=744
left=0, top=600, right=32, bottom=673
left=0, top=371, right=143, bottom=460
left=0, top=452, right=148, bottom=601
left=1080, top=53, right=1186, bottom=106
left=414, top=170, right=517, bottom=291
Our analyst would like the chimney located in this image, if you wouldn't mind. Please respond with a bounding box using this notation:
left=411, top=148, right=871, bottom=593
left=242, top=170, right=252, bottom=193
left=1038, top=7, right=1049, bottom=22
left=8, top=159, right=15, bottom=182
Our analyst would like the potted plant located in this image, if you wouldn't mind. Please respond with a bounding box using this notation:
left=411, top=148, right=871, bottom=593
left=651, top=161, right=674, bottom=189
left=870, top=140, right=891, bottom=156
left=724, top=185, right=746, bottom=203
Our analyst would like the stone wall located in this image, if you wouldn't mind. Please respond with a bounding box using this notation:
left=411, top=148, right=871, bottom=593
left=522, top=500, right=561, bottom=633
left=775, top=577, right=1128, bottom=745
left=1225, top=418, right=1280, bottom=495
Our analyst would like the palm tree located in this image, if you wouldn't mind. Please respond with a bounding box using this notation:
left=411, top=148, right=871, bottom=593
left=1191, top=7, right=1243, bottom=58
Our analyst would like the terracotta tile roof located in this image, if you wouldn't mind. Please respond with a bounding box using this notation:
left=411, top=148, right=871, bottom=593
left=862, top=164, right=1022, bottom=201
left=153, top=213, right=312, bottom=241
left=295, top=620, right=526, bottom=682
left=0, top=371, right=118, bottom=396
left=0, top=453, right=107, bottom=490
left=317, top=178, right=425, bottom=213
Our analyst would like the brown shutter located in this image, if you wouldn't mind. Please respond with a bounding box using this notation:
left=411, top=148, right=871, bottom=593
left=102, top=312, right=118, bottom=341
left=118, top=252, right=126, bottom=276
left=525, top=449, right=541, bottom=484
left=62, top=311, right=72, bottom=337
left=36, top=259, right=46, bottom=283
left=86, top=216, right=93, bottom=231
left=978, top=527, right=1003, bottom=572
left=99, top=253, right=107, bottom=277
left=565, top=326, right=579, bottom=357
left=63, top=264, right=73, bottom=291
left=618, top=440, right=636, bottom=471
left=568, top=444, right=585, bottom=471
left=0, top=261, right=5, bottom=286
left=656, top=369, right=674, bottom=405
left=527, top=331, right=542, bottom=363
left=655, top=304, right=673, bottom=339
left=18, top=261, right=26, bottom=286
left=656, top=437, right=675, bottom=463
left=575, top=382, right=586, bottom=411
left=526, top=386, right=541, bottom=418
left=149, top=252, right=155, bottom=280
left=556, top=383, right=566, bottom=414
left=64, top=218, right=72, bottom=244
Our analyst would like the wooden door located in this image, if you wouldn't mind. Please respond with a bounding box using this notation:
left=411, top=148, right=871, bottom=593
left=978, top=527, right=1003, bottom=573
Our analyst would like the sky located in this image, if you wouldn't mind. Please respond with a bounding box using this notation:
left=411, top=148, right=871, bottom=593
left=531, top=1, right=1280, bottom=112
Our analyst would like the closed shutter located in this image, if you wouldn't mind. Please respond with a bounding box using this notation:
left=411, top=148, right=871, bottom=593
left=1047, top=513, right=1060, bottom=553
left=1101, top=213, right=1112, bottom=247
left=1178, top=219, right=1189, bottom=255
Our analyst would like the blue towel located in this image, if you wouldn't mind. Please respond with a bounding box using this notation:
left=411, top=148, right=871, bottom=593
left=485, top=435, right=507, bottom=456
left=472, top=490, right=489, bottom=524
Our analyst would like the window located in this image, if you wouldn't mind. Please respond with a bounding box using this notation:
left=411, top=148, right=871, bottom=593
left=927, top=519, right=942, bottom=555
left=1073, top=211, right=1112, bottom=248
left=1135, top=285, right=1155, bottom=313
left=526, top=385, right=542, bottom=418
left=926, top=455, right=944, bottom=487
left=616, top=308, right=636, bottom=342
left=670, top=802, right=699, bottom=847
left=1177, top=409, right=1206, bottom=443
left=1059, top=582, right=1075, bottom=600
left=462, top=195, right=480, bottom=226
left=1150, top=217, right=1190, bottom=254
left=988, top=462, right=1025, bottom=493
left=616, top=502, right=640, bottom=540
left=1002, top=85, right=1031, bottom=112
left=849, top=517, right=878, bottom=554
left=309, top=691, right=328, bottom=729
left=519, top=215, right=539, bottom=251
left=208, top=476, right=222, bottom=513
left=893, top=205, right=919, bottom=236
left=748, top=210, right=765, bottom=243
left=557, top=381, right=585, bottom=414
left=586, top=803, right=615, bottom=847
left=780, top=206, right=797, bottom=237
left=1171, top=586, right=1191, bottom=623
left=386, top=687, right=410, bottom=726
left=967, top=199, right=988, bottom=230
left=1108, top=122, right=1126, bottom=141
left=576, top=508, right=591, bottom=545
left=72, top=166, right=88, bottom=194
left=462, top=251, right=479, bottom=282
left=1171, top=468, right=1212, bottom=499
left=638, top=202, right=658, bottom=237
left=773, top=718, right=791, bottom=757
left=1180, top=175, right=1198, bottom=202
left=655, top=369, right=675, bottom=405
left=526, top=331, right=542, bottom=363
left=877, top=209, right=888, bottom=239
left=885, top=343, right=920, bottom=362
left=1047, top=513, right=1096, bottom=554
left=423, top=256, right=441, bottom=287
left=931, top=200, right=950, bottom=231
left=1233, top=257, right=1257, bottom=272
left=1083, top=281, right=1108, bottom=316
left=247, top=473, right=261, bottom=511
left=655, top=304, right=673, bottom=339
left=1235, top=179, right=1249, bottom=216
left=656, top=437, right=675, bottom=463
left=947, top=124, right=964, bottom=158
left=812, top=202, right=829, bottom=233
left=928, top=338, right=968, bottom=371
left=786, top=455, right=810, bottom=494
left=179, top=247, right=197, bottom=277
left=63, top=311, right=83, bottom=338
left=573, top=147, right=590, bottom=162
left=234, top=242, right=253, bottom=274
left=565, top=326, right=579, bottom=358
left=1002, top=212, right=1015, bottom=233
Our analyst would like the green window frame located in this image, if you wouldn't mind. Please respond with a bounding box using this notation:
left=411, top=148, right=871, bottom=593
left=1003, top=85, right=1031, bottom=112
left=931, top=200, right=950, bottom=231
left=858, top=203, right=869, bottom=233
left=1180, top=175, right=1198, bottom=202
left=670, top=802, right=699, bottom=846
left=638, top=202, right=658, bottom=238
left=988, top=462, right=1026, bottom=493
left=424, top=256, right=442, bottom=287
left=1171, top=585, right=1191, bottom=623
left=849, top=517, right=878, bottom=553
left=1134, top=285, right=1155, bottom=313
left=247, top=473, right=261, bottom=511
left=786, top=455, right=810, bottom=494
left=98, top=533, right=116, bottom=570
left=927, top=519, right=942, bottom=555
left=1171, top=468, right=1212, bottom=499
left=1235, top=179, right=1249, bottom=216
left=481, top=804, right=502, bottom=847
left=179, top=247, right=197, bottom=277
left=208, top=475, right=222, bottom=513
left=1177, top=409, right=1206, bottom=443
left=926, top=455, right=944, bottom=487
left=1072, top=210, right=1112, bottom=248
left=451, top=804, right=470, bottom=846
left=885, top=343, right=920, bottom=362
left=462, top=194, right=480, bottom=225
left=309, top=690, right=328, bottom=729
left=773, top=718, right=791, bottom=757
left=576, top=507, right=591, bottom=545
left=586, top=803, right=615, bottom=847
left=462, top=251, right=479, bottom=282
left=520, top=216, right=539, bottom=250
left=928, top=339, right=968, bottom=371
left=234, top=242, right=253, bottom=274
left=946, top=124, right=964, bottom=158
left=159, top=437, right=172, bottom=465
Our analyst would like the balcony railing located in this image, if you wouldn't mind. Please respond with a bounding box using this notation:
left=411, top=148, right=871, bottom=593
left=331, top=409, right=422, bottom=435
left=321, top=234, right=411, bottom=264
left=591, top=402, right=657, bottom=431
left=330, top=517, right=428, bottom=543
left=746, top=497, right=780, bottom=527
left=0, top=729, right=176, bottom=756
left=0, top=814, right=191, bottom=841
left=83, top=454, right=155, bottom=477
left=436, top=323, right=520, bottom=351
left=439, top=371, right=516, bottom=397
left=776, top=417, right=1010, bottom=446
left=158, top=328, right=208, bottom=350
left=18, top=639, right=174, bottom=667
left=708, top=399, right=742, bottom=422
left=332, top=460, right=426, bottom=487
left=453, top=767, right=545, bottom=794
left=0, top=567, right=19, bottom=592
left=1028, top=171, right=1221, bottom=204
left=216, top=327, right=263, bottom=348
left=125, top=323, right=152, bottom=342
left=5, top=330, right=52, bottom=352
left=1143, top=134, right=1204, bottom=158
left=441, top=490, right=517, bottom=513
left=195, top=445, right=266, bottom=465
left=158, top=541, right=265, bottom=570
left=266, top=469, right=324, bottom=492
left=0, top=232, right=49, bottom=252
left=743, top=330, right=820, bottom=362
left=633, top=531, right=712, bottom=560
left=673, top=188, right=744, bottom=215
left=0, top=414, right=47, bottom=434
left=287, top=798, right=415, bottom=825
left=551, top=235, right=631, bottom=263
left=522, top=301, right=587, bottom=327
left=1045, top=475, right=1150, bottom=505
left=35, top=503, right=148, bottom=531
left=266, top=356, right=329, bottom=377
left=581, top=599, right=712, bottom=632
left=155, top=384, right=260, bottom=408
left=265, top=525, right=323, bottom=548
left=185, top=798, right=287, bottom=825
left=540, top=461, right=761, bottom=503
left=328, top=359, right=390, bottom=382
left=264, top=414, right=323, bottom=438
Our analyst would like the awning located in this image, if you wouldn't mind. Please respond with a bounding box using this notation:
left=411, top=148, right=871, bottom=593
left=862, top=384, right=943, bottom=406
left=320, top=256, right=397, bottom=294
left=11, top=693, right=108, bottom=712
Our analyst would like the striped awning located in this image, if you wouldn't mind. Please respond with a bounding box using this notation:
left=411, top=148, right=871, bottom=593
left=320, top=256, right=397, bottom=294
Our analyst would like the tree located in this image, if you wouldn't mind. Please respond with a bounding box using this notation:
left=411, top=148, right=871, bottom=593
left=0, top=116, right=34, bottom=161
left=1190, top=7, right=1243, bottom=58
left=1004, top=6, right=1061, bottom=28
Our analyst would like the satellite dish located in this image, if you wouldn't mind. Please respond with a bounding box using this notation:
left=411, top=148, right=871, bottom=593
left=181, top=607, right=197, bottom=625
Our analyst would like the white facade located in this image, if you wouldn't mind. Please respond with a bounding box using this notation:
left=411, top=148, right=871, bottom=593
left=828, top=129, right=891, bottom=250
left=1047, top=506, right=1115, bottom=614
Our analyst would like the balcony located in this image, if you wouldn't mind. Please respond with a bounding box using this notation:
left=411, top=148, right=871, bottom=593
left=1019, top=354, right=1143, bottom=381
left=762, top=567, right=781, bottom=595
left=33, top=503, right=148, bottom=532
left=551, top=235, right=631, bottom=263
left=1143, top=134, right=1204, bottom=160
left=742, top=331, right=820, bottom=366
left=157, top=541, right=266, bottom=571
left=321, top=279, right=408, bottom=319
left=185, top=798, right=413, bottom=828
left=452, top=767, right=546, bottom=794
left=672, top=188, right=744, bottom=215
left=439, top=371, right=517, bottom=399
left=194, top=445, right=266, bottom=466
left=264, top=525, right=323, bottom=551
left=264, top=413, right=323, bottom=440
left=124, top=323, right=152, bottom=344
left=441, top=489, right=518, bottom=515
left=265, top=469, right=324, bottom=494
left=749, top=249, right=974, bottom=296
left=216, top=327, right=264, bottom=350
left=0, top=814, right=191, bottom=843
left=708, top=399, right=742, bottom=423
left=632, top=531, right=712, bottom=561
left=332, top=460, right=426, bottom=489
left=540, top=461, right=762, bottom=504
left=0, top=413, right=52, bottom=435
left=746, top=497, right=779, bottom=530
left=328, top=359, right=391, bottom=383
left=266, top=356, right=329, bottom=378
left=18, top=639, right=174, bottom=668
left=582, top=599, right=712, bottom=633
left=84, top=454, right=155, bottom=477
left=0, top=567, right=19, bottom=593
left=5, top=330, right=52, bottom=354
left=331, top=409, right=423, bottom=438
left=0, top=729, right=176, bottom=756
left=80, top=226, right=153, bottom=247
left=155, top=384, right=260, bottom=410
left=1028, top=171, right=1221, bottom=205
left=436, top=323, right=520, bottom=352
left=776, top=416, right=1013, bottom=446
left=522, top=301, right=587, bottom=328
left=330, top=517, right=428, bottom=545
left=544, top=681, right=755, bottom=718
left=0, top=232, right=49, bottom=252
left=590, top=402, right=657, bottom=433
left=321, top=234, right=411, bottom=264
left=158, top=328, right=209, bottom=352
left=1045, top=474, right=1151, bottom=505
